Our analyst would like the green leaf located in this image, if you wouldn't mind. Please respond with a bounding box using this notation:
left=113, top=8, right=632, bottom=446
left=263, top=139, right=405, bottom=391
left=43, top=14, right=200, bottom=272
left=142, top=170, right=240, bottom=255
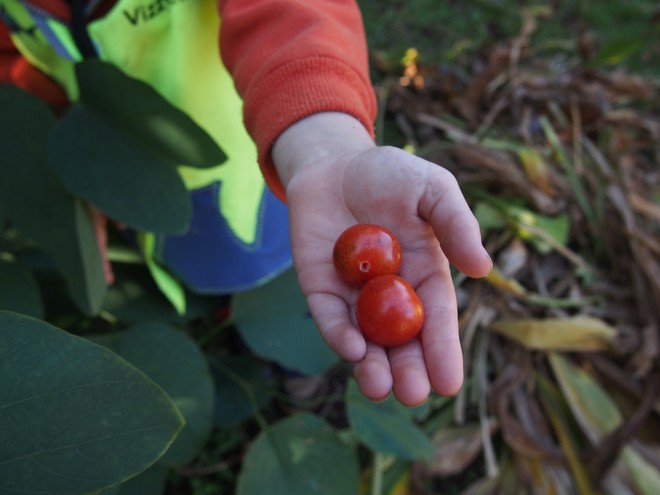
left=49, top=103, right=191, bottom=233
left=540, top=117, right=595, bottom=223
left=345, top=380, right=435, bottom=461
left=550, top=353, right=660, bottom=493
left=96, top=486, right=121, bottom=495
left=516, top=208, right=570, bottom=254
left=536, top=374, right=594, bottom=495
left=593, top=37, right=646, bottom=66
left=0, top=197, right=6, bottom=228
left=473, top=201, right=507, bottom=236
left=233, top=269, right=339, bottom=375
left=96, top=463, right=169, bottom=495
left=115, top=464, right=169, bottom=495
left=236, top=414, right=360, bottom=495
left=137, top=232, right=187, bottom=314
left=548, top=352, right=622, bottom=443
left=0, top=259, right=44, bottom=318
left=475, top=195, right=570, bottom=254
left=0, top=85, right=107, bottom=315
left=211, top=355, right=278, bottom=428
left=0, top=311, right=184, bottom=495
left=76, top=59, right=226, bottom=168
left=621, top=448, right=660, bottom=495
left=94, top=323, right=214, bottom=465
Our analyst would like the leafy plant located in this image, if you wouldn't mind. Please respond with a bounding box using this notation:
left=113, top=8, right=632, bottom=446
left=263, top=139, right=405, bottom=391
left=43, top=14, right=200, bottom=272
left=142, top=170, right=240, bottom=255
left=0, top=312, right=184, bottom=494
left=0, top=67, right=437, bottom=491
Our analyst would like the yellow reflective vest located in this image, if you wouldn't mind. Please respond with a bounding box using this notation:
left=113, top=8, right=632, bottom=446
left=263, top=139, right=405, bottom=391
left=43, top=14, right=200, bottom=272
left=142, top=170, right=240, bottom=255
left=1, top=0, right=293, bottom=310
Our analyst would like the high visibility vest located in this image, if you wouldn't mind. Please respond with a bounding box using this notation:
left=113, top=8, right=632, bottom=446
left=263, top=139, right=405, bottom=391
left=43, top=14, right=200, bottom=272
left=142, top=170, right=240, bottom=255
left=1, top=0, right=292, bottom=309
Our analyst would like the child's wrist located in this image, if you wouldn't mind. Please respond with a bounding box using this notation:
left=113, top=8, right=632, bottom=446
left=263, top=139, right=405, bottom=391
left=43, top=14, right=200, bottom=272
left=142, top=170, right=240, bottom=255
left=271, top=112, right=374, bottom=189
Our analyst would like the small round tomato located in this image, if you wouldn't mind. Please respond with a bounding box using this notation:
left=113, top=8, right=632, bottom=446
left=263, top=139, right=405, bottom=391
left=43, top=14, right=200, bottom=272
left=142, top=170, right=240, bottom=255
left=355, top=275, right=424, bottom=347
left=333, top=224, right=402, bottom=288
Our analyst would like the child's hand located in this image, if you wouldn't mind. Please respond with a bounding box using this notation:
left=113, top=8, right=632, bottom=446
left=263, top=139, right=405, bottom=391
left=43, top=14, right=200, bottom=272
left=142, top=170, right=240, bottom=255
left=273, top=112, right=492, bottom=406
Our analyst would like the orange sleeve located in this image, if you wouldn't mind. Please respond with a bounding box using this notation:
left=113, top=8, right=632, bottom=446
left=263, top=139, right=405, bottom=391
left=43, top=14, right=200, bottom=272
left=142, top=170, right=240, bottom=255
left=217, top=0, right=377, bottom=201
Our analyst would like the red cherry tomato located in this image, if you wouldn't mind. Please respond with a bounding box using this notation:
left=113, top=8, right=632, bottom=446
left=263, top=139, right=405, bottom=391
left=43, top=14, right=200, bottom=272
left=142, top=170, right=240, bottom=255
left=332, top=224, right=402, bottom=288
left=355, top=275, right=424, bottom=347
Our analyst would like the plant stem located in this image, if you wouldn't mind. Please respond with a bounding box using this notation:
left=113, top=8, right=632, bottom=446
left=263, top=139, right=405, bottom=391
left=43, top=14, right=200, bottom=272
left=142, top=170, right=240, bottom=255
left=214, top=360, right=269, bottom=431
left=371, top=452, right=386, bottom=495
left=197, top=316, right=235, bottom=348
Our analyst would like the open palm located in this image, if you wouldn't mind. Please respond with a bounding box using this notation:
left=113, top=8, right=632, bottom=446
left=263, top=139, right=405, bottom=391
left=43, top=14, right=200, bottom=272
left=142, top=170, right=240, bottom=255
left=283, top=142, right=492, bottom=406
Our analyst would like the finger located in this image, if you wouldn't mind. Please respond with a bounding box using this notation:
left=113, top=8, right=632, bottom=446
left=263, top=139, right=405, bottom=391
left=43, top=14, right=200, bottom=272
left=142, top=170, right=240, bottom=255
left=418, top=167, right=492, bottom=278
left=416, top=271, right=464, bottom=395
left=306, top=292, right=366, bottom=363
left=424, top=316, right=464, bottom=395
left=353, top=342, right=392, bottom=401
left=388, top=338, right=431, bottom=406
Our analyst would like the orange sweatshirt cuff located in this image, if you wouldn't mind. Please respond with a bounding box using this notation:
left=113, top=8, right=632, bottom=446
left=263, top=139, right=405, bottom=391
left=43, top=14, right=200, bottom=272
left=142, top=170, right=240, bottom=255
left=243, top=55, right=376, bottom=203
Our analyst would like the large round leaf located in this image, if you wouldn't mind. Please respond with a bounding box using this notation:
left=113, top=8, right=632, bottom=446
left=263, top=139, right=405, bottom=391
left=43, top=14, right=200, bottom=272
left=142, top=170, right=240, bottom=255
left=95, top=323, right=214, bottom=465
left=102, top=464, right=169, bottom=495
left=233, top=269, right=339, bottom=375
left=49, top=103, right=191, bottom=233
left=0, top=85, right=106, bottom=315
left=0, top=311, right=184, bottom=495
left=0, top=197, right=6, bottom=227
left=76, top=59, right=226, bottom=168
left=237, top=414, right=360, bottom=495
left=345, top=380, right=434, bottom=461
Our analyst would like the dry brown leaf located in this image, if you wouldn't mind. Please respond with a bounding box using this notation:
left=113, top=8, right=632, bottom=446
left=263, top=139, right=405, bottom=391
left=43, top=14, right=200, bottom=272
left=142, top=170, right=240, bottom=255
left=458, top=476, right=501, bottom=495
left=451, top=143, right=561, bottom=214
left=490, top=316, right=617, bottom=351
left=628, top=192, right=660, bottom=223
left=499, top=408, right=561, bottom=459
left=515, top=455, right=577, bottom=495
left=416, top=113, right=477, bottom=144
left=460, top=456, right=523, bottom=495
left=630, top=324, right=660, bottom=378
left=452, top=47, right=511, bottom=127
left=485, top=266, right=528, bottom=297
left=427, top=419, right=499, bottom=477
left=378, top=17, right=659, bottom=494
left=516, top=146, right=555, bottom=195
left=598, top=71, right=656, bottom=102
left=488, top=352, right=564, bottom=460
left=496, top=238, right=529, bottom=278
